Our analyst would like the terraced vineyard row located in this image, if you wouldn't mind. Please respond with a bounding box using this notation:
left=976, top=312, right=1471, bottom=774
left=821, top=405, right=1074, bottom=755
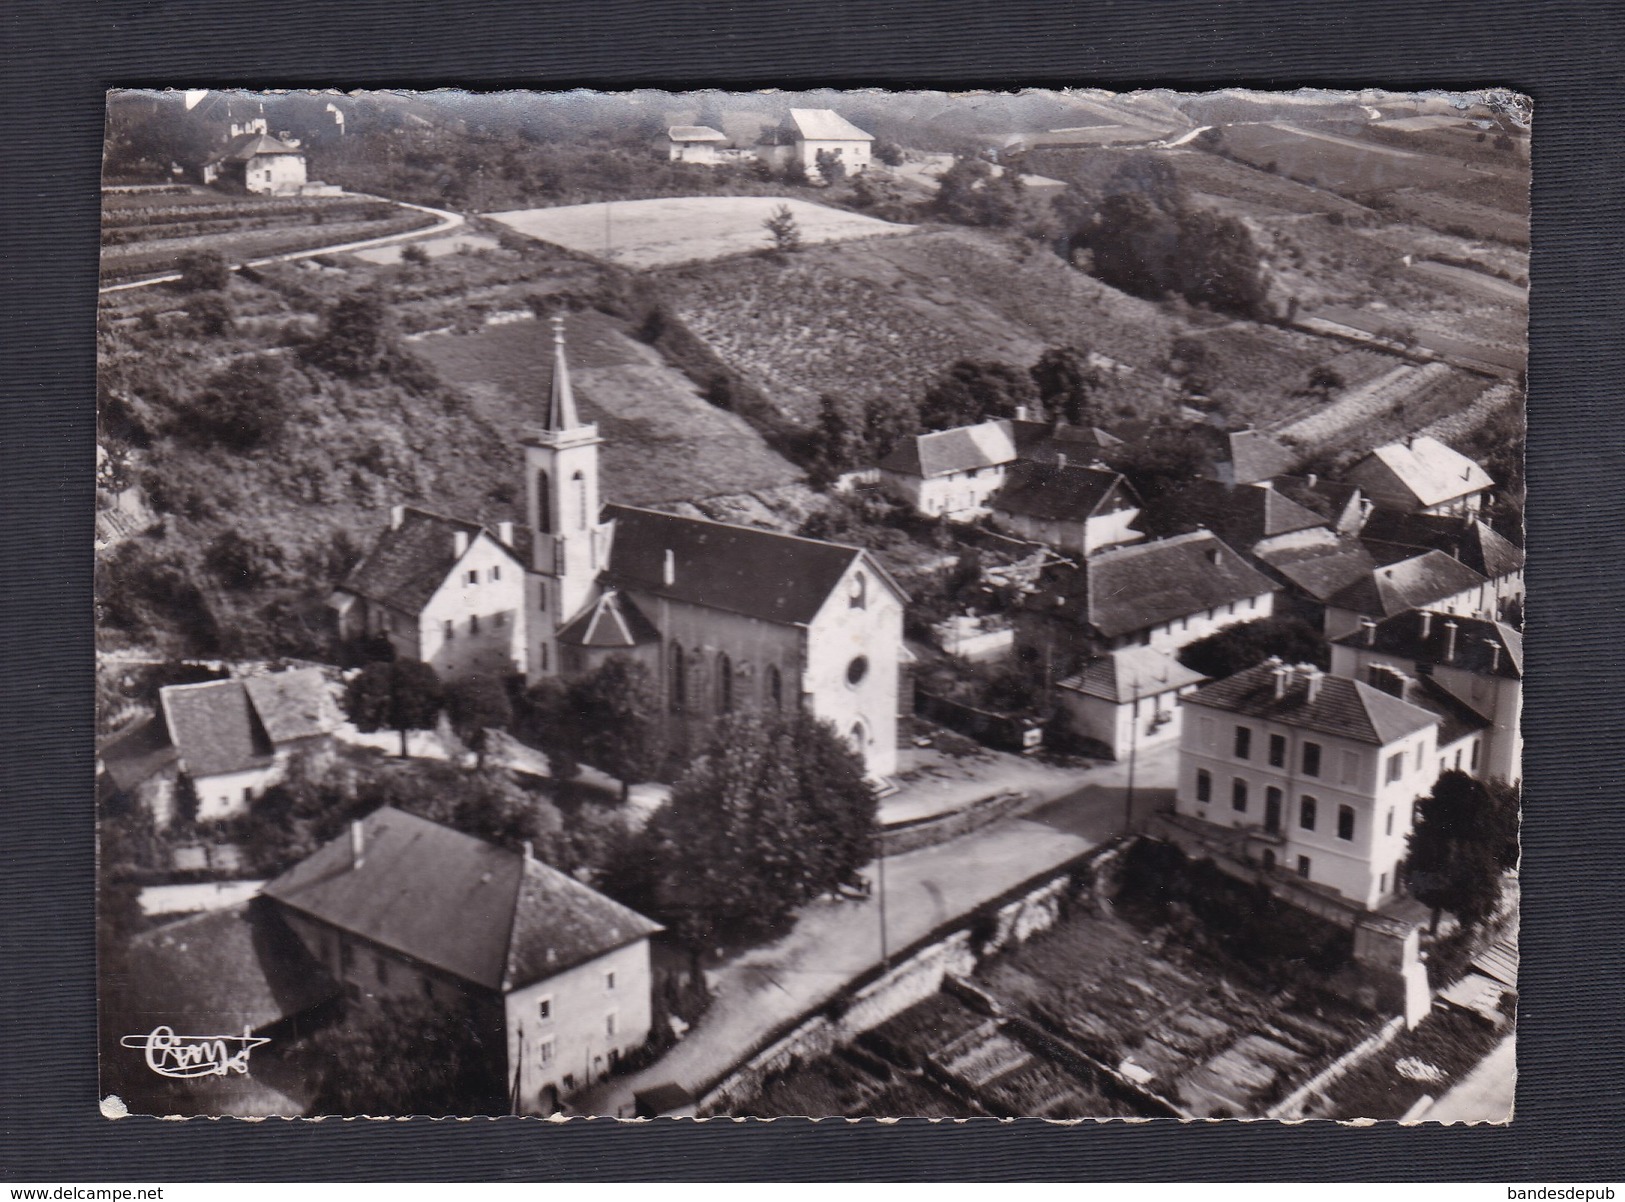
left=1274, top=361, right=1452, bottom=446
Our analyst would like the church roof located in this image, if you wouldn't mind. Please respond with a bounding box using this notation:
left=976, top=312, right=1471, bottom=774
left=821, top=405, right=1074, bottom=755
left=542, top=314, right=582, bottom=432
left=264, top=807, right=661, bottom=993
left=604, top=504, right=902, bottom=626
left=557, top=589, right=662, bottom=648
left=339, top=507, right=521, bottom=615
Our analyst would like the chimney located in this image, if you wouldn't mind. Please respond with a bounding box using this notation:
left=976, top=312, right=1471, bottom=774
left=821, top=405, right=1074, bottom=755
left=1418, top=609, right=1433, bottom=640
left=1442, top=619, right=1459, bottom=663
left=1015, top=405, right=1030, bottom=422
left=1055, top=452, right=1067, bottom=469
left=1487, top=640, right=1502, bottom=673
left=1206, top=546, right=1221, bottom=566
left=453, top=530, right=469, bottom=558
left=1306, top=472, right=1318, bottom=489
left=662, top=548, right=676, bottom=587
left=1303, top=666, right=1323, bottom=704
left=350, top=820, right=365, bottom=870
left=1359, top=498, right=1374, bottom=521
left=389, top=504, right=405, bottom=530
left=1361, top=617, right=1377, bottom=646
left=1368, top=663, right=1409, bottom=700
left=1272, top=665, right=1288, bottom=700
left=498, top=520, right=514, bottom=546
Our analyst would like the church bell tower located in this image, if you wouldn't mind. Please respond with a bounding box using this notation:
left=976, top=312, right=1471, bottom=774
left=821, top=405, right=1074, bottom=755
left=522, top=315, right=607, bottom=678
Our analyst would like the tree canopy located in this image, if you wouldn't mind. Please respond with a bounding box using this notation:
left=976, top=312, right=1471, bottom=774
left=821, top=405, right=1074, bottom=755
left=763, top=203, right=803, bottom=254
left=445, top=674, right=514, bottom=767
left=1030, top=345, right=1104, bottom=427
left=1406, top=770, right=1520, bottom=932
left=920, top=358, right=1041, bottom=431
left=307, top=995, right=506, bottom=1117
left=647, top=710, right=877, bottom=947
left=344, top=658, right=445, bottom=757
left=570, top=655, right=666, bottom=800
left=1176, top=616, right=1330, bottom=680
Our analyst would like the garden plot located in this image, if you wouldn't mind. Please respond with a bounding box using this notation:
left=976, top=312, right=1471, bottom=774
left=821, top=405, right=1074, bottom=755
left=487, top=196, right=913, bottom=270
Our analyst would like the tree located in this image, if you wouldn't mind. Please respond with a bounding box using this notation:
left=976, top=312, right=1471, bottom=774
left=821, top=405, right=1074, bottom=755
left=872, top=140, right=905, bottom=167
left=307, top=995, right=506, bottom=1116
left=1102, top=421, right=1213, bottom=501
left=648, top=711, right=877, bottom=947
left=519, top=675, right=581, bottom=781
left=1176, top=616, right=1329, bottom=679
left=344, top=658, right=445, bottom=757
left=188, top=291, right=236, bottom=336
left=177, top=249, right=232, bottom=293
left=763, top=203, right=803, bottom=254
left=446, top=674, right=513, bottom=768
left=1406, top=771, right=1521, bottom=932
left=863, top=391, right=920, bottom=462
left=920, top=359, right=1041, bottom=431
left=807, top=392, right=868, bottom=485
left=302, top=293, right=435, bottom=388
left=1307, top=363, right=1346, bottom=396
left=1030, top=345, right=1104, bottom=427
left=569, top=655, right=665, bottom=801
left=933, top=156, right=1022, bottom=229
left=814, top=148, right=847, bottom=185
left=781, top=157, right=809, bottom=187
left=187, top=353, right=298, bottom=451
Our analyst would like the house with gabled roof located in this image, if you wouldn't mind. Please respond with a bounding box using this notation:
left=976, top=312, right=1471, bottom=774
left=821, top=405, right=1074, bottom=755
left=263, top=806, right=661, bottom=1115
left=1055, top=645, right=1206, bottom=760
left=877, top=416, right=1054, bottom=519
left=1319, top=549, right=1493, bottom=641
left=201, top=132, right=307, bottom=194
left=655, top=125, right=729, bottom=164
left=1359, top=509, right=1524, bottom=620
left=757, top=108, right=874, bottom=179
left=1148, top=478, right=1334, bottom=561
left=990, top=460, right=1143, bottom=557
left=1343, top=435, right=1494, bottom=516
left=1175, top=660, right=1447, bottom=910
left=331, top=506, right=530, bottom=685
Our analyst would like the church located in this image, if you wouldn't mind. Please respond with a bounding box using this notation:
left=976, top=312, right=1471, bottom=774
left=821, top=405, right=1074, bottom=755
left=337, top=317, right=907, bottom=778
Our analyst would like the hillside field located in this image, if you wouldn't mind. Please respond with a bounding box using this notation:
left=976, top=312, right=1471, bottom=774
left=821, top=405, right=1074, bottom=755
left=487, top=196, right=914, bottom=269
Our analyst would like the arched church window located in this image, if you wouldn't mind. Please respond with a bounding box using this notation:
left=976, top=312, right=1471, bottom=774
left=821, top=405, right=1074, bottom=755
left=536, top=470, right=552, bottom=534
left=717, top=652, right=734, bottom=713
left=849, top=720, right=868, bottom=756
left=767, top=665, right=783, bottom=711
left=670, top=643, right=686, bottom=712
left=573, top=470, right=587, bottom=531
left=849, top=570, right=867, bottom=609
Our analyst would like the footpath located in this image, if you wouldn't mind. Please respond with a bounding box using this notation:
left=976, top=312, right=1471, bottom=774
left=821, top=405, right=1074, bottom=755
left=572, top=746, right=1177, bottom=1117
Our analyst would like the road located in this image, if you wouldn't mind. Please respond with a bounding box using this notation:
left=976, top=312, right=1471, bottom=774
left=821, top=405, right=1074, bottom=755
left=1420, top=1034, right=1516, bottom=1123
left=98, top=193, right=465, bottom=295
left=570, top=748, right=1177, bottom=1118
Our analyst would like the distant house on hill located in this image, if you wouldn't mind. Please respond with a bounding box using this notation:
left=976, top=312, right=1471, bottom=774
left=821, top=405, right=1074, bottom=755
left=201, top=132, right=308, bottom=194
left=655, top=125, right=729, bottom=163
left=331, top=506, right=531, bottom=685
left=156, top=668, right=340, bottom=823
left=757, top=108, right=874, bottom=179
left=990, top=461, right=1143, bottom=557
left=263, top=806, right=662, bottom=1115
left=1343, top=436, right=1493, bottom=516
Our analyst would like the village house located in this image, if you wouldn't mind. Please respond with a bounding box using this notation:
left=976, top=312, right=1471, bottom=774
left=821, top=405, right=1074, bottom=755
left=989, top=460, right=1143, bottom=557
left=1174, top=660, right=1447, bottom=911
left=155, top=667, right=340, bottom=823
left=201, top=131, right=308, bottom=194
left=1271, top=473, right=1368, bottom=537
left=1359, top=509, right=1525, bottom=621
left=1330, top=609, right=1522, bottom=785
left=756, top=108, right=874, bottom=179
left=1317, top=549, right=1494, bottom=641
left=1191, top=427, right=1300, bottom=487
left=1148, top=477, right=1335, bottom=561
left=331, top=508, right=530, bottom=685
left=263, top=807, right=662, bottom=1116
left=1342, top=435, right=1494, bottom=516
left=1055, top=645, right=1207, bottom=761
left=877, top=417, right=1050, bottom=519
left=1015, top=530, right=1278, bottom=673
left=654, top=125, right=729, bottom=163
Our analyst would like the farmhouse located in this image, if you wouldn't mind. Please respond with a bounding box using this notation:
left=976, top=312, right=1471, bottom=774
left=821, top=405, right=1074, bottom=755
left=1150, top=478, right=1334, bottom=560
left=264, top=806, right=662, bottom=1116
left=1359, top=509, right=1524, bottom=620
left=1055, top=645, right=1206, bottom=761
left=201, top=131, right=308, bottom=195
left=877, top=418, right=1049, bottom=518
left=1317, top=549, right=1493, bottom=641
left=757, top=108, right=874, bottom=179
left=990, top=460, right=1143, bottom=557
left=1174, top=660, right=1445, bottom=911
left=156, top=668, right=339, bottom=823
left=1343, top=435, right=1493, bottom=516
left=655, top=125, right=729, bottom=164
left=331, top=507, right=530, bottom=685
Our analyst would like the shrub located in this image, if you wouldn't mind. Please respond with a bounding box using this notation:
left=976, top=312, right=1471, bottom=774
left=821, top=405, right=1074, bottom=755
left=185, top=353, right=298, bottom=451
left=176, top=249, right=231, bottom=293
left=187, top=291, right=236, bottom=336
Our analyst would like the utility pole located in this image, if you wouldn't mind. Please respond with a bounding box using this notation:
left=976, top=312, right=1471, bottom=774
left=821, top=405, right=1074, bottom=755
left=1125, top=674, right=1140, bottom=834
left=876, top=831, right=890, bottom=969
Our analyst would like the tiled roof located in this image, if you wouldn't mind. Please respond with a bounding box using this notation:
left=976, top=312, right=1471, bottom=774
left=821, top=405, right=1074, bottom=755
left=557, top=589, right=661, bottom=648
left=1360, top=510, right=1524, bottom=578
left=1257, top=541, right=1378, bottom=604
left=1034, top=531, right=1276, bottom=639
left=667, top=125, right=727, bottom=142
left=98, top=715, right=177, bottom=793
left=1326, top=550, right=1488, bottom=618
left=1331, top=609, right=1522, bottom=680
left=208, top=132, right=303, bottom=164
left=120, top=898, right=337, bottom=1035
left=1227, top=430, right=1300, bottom=485
left=242, top=669, right=338, bottom=745
left=1271, top=475, right=1365, bottom=533
left=339, top=507, right=521, bottom=615
left=1155, top=479, right=1328, bottom=548
left=1182, top=661, right=1438, bottom=746
left=992, top=461, right=1137, bottom=523
left=878, top=419, right=1024, bottom=478
left=604, top=503, right=903, bottom=626
left=1409, top=676, right=1493, bottom=748
left=264, top=807, right=661, bottom=993
left=160, top=678, right=273, bottom=780
left=1348, top=436, right=1494, bottom=508
left=788, top=109, right=874, bottom=142
left=1058, top=645, right=1206, bottom=703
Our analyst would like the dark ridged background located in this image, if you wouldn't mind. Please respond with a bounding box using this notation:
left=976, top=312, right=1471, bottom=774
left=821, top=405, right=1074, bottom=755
left=2, top=0, right=1621, bottom=1181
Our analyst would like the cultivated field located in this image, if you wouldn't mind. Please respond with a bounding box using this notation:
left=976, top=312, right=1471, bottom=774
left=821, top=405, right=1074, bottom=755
left=99, top=189, right=436, bottom=284
left=1218, top=122, right=1480, bottom=198
left=487, top=196, right=914, bottom=270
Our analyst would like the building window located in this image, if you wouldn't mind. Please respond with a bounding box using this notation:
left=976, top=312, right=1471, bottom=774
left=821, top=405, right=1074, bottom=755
left=537, top=996, right=553, bottom=1022
left=1416, top=745, right=1426, bottom=771
left=849, top=571, right=867, bottom=609
left=538, top=581, right=548, bottom=611
left=490, top=566, right=501, bottom=582
left=494, top=611, right=506, bottom=628
left=1379, top=872, right=1388, bottom=895
left=717, top=652, right=734, bottom=712
left=573, top=471, right=587, bottom=530
left=1268, top=734, right=1285, bottom=768
left=1386, top=806, right=1395, bottom=836
left=670, top=643, right=686, bottom=711
left=1471, top=739, right=1480, bottom=770
left=767, top=664, right=783, bottom=711
left=1386, top=752, right=1404, bottom=783
left=539, top=1037, right=555, bottom=1066
left=605, top=1012, right=617, bottom=1037
left=470, top=614, right=481, bottom=634
left=563, top=1074, right=575, bottom=1092
left=1300, top=796, right=1317, bottom=831
left=1195, top=769, right=1212, bottom=804
left=1234, top=726, right=1252, bottom=760
left=540, top=644, right=549, bottom=672
left=243, top=787, right=253, bottom=804
left=1297, top=856, right=1311, bottom=879
left=605, top=971, right=616, bottom=992
left=1302, top=742, right=1322, bottom=777
left=1337, top=805, right=1355, bottom=841
left=1231, top=779, right=1248, bottom=812
left=847, top=655, right=869, bottom=687
left=468, top=569, right=479, bottom=585
left=444, top=619, right=455, bottom=641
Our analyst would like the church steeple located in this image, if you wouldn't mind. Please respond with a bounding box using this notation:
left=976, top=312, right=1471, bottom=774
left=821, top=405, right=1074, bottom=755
left=544, top=314, right=582, bottom=432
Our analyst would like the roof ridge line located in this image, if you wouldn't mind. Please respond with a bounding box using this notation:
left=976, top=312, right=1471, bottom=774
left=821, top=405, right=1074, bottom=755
left=604, top=502, right=867, bottom=559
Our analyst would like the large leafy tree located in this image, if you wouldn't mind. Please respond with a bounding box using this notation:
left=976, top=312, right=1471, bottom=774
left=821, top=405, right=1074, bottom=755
left=648, top=711, right=877, bottom=947
left=1030, top=345, right=1104, bottom=427
left=307, top=995, right=506, bottom=1117
left=570, top=655, right=665, bottom=801
left=1406, top=770, right=1521, bottom=932
left=933, top=156, right=1024, bottom=229
left=343, top=658, right=444, bottom=757
left=807, top=392, right=868, bottom=485
left=920, top=359, right=1041, bottom=431
left=1176, top=616, right=1329, bottom=679
left=445, top=674, right=514, bottom=768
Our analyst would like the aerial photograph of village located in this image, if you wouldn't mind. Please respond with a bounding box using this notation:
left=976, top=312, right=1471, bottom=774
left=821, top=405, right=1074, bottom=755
left=95, top=87, right=1526, bottom=1122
